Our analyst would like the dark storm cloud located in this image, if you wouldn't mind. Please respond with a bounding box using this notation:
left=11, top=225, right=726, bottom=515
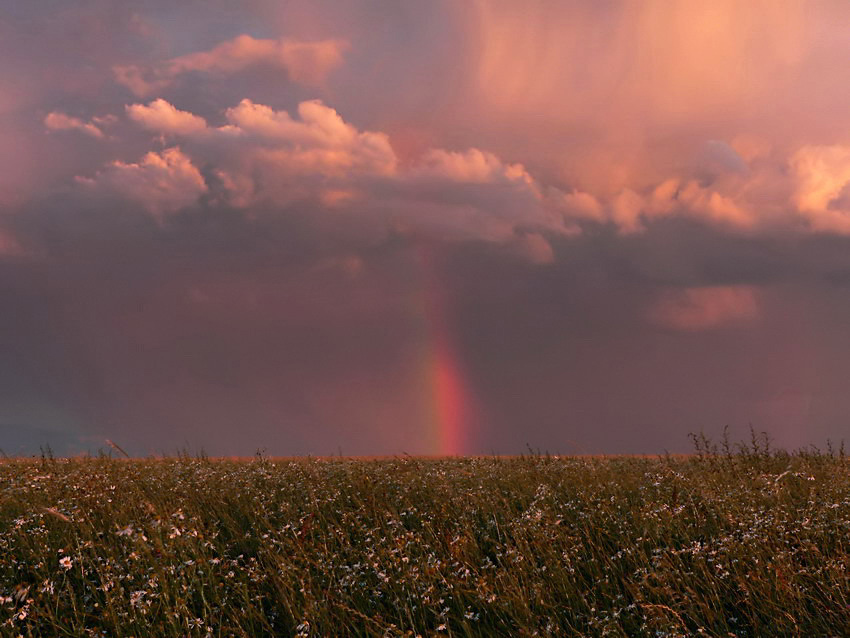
left=7, top=192, right=850, bottom=455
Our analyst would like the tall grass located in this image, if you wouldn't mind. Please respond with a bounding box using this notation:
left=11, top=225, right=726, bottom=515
left=2, top=438, right=850, bottom=636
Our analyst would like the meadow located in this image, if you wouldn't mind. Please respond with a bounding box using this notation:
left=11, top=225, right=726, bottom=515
left=3, top=435, right=850, bottom=636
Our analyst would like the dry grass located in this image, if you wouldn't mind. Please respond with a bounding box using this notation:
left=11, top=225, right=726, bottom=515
left=2, top=435, right=850, bottom=636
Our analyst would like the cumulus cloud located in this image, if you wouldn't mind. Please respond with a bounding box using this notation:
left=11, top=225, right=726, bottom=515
left=791, top=145, right=850, bottom=233
left=126, top=99, right=208, bottom=136
left=23, top=4, right=850, bottom=245
left=79, top=97, right=570, bottom=251
left=513, top=232, right=555, bottom=264
left=89, top=92, right=850, bottom=251
left=649, top=179, right=755, bottom=230
left=648, top=285, right=760, bottom=332
left=610, top=189, right=646, bottom=234
left=76, top=147, right=207, bottom=217
left=203, top=99, right=398, bottom=213
left=552, top=189, right=604, bottom=223
left=548, top=168, right=757, bottom=235
left=81, top=93, right=806, bottom=250
left=221, top=99, right=397, bottom=178
left=44, top=112, right=103, bottom=138
left=114, top=35, right=346, bottom=96
left=411, top=148, right=532, bottom=185
left=84, top=94, right=847, bottom=246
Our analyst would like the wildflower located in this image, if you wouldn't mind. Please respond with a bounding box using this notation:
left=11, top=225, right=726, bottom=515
left=59, top=556, right=72, bottom=570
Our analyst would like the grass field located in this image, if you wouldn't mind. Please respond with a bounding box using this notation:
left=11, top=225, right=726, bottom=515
left=3, top=435, right=850, bottom=636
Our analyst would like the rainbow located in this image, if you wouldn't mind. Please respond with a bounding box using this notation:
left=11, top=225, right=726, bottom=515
left=416, top=245, right=475, bottom=456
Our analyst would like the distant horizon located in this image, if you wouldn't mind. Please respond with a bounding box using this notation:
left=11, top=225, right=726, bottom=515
left=4, top=2, right=850, bottom=455
left=1, top=424, right=843, bottom=459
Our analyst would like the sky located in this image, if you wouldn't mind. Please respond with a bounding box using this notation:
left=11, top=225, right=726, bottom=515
left=4, top=1, right=850, bottom=455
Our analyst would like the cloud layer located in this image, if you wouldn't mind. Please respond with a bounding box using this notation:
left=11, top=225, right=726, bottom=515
left=77, top=90, right=850, bottom=254
left=648, top=286, right=760, bottom=332
left=92, top=97, right=561, bottom=248
left=114, top=35, right=346, bottom=96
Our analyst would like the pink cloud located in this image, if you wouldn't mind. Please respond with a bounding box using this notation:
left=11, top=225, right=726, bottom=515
left=102, top=98, right=564, bottom=249
left=212, top=101, right=397, bottom=206
left=77, top=147, right=207, bottom=217
left=222, top=99, right=396, bottom=177
left=791, top=145, right=850, bottom=233
left=169, top=35, right=346, bottom=84
left=513, top=232, right=555, bottom=264
left=24, top=4, right=850, bottom=247
left=114, top=35, right=346, bottom=96
left=610, top=189, right=646, bottom=234
left=553, top=189, right=604, bottom=223
left=648, top=286, right=760, bottom=332
left=82, top=90, right=834, bottom=250
left=411, top=148, right=532, bottom=185
left=126, top=99, right=207, bottom=136
left=648, top=179, right=755, bottom=230
left=550, top=173, right=757, bottom=235
left=90, top=94, right=804, bottom=254
left=44, top=112, right=103, bottom=138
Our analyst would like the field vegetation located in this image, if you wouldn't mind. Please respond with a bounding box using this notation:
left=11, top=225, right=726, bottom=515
left=3, top=432, right=850, bottom=636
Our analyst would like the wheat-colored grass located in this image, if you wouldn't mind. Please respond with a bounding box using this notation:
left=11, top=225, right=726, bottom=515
left=2, top=435, right=849, bottom=636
